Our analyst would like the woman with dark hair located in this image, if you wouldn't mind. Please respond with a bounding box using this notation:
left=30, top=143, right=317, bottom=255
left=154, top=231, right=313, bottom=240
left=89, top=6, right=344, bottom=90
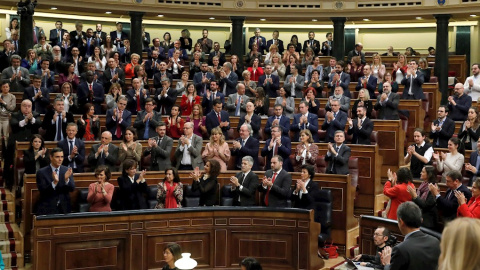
left=162, top=243, right=182, bottom=270
left=230, top=54, right=244, bottom=79
left=155, top=167, right=183, bottom=209
left=240, top=257, right=263, bottom=270
left=23, top=134, right=50, bottom=175
left=101, top=35, right=117, bottom=57
left=180, top=83, right=201, bottom=116
left=246, top=43, right=263, bottom=67
left=383, top=167, right=415, bottom=220
left=118, top=127, right=142, bottom=171
left=275, top=87, right=295, bottom=118
left=87, top=165, right=114, bottom=212
left=404, top=128, right=434, bottom=178
left=433, top=137, right=465, bottom=182
left=378, top=72, right=399, bottom=94
left=306, top=69, right=323, bottom=98
left=288, top=35, right=302, bottom=53
left=166, top=105, right=184, bottom=139
left=405, top=47, right=417, bottom=57
left=349, top=56, right=364, bottom=83
left=117, top=159, right=148, bottom=210
left=58, top=62, right=80, bottom=92
left=458, top=107, right=480, bottom=151
left=253, top=87, right=269, bottom=116
left=5, top=18, right=19, bottom=39
left=294, top=130, right=319, bottom=172
left=190, top=159, right=220, bottom=206
left=77, top=103, right=100, bottom=141
left=292, top=164, right=319, bottom=209
left=456, top=178, right=480, bottom=218
left=302, top=87, right=319, bottom=114
left=407, top=165, right=439, bottom=230
left=179, top=29, right=192, bottom=51
left=88, top=46, right=107, bottom=72
left=160, top=32, right=174, bottom=53
left=247, top=58, right=264, bottom=81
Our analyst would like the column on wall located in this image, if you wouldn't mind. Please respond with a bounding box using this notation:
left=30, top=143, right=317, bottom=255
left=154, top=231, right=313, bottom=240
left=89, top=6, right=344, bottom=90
left=434, top=14, right=451, bottom=105
left=129, top=11, right=145, bottom=57
left=230, top=16, right=245, bottom=58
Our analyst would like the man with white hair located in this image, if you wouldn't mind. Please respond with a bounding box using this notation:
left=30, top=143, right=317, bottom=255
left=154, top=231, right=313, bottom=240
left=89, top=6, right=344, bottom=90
left=230, top=156, right=259, bottom=206
left=232, top=124, right=259, bottom=170
left=248, top=28, right=267, bottom=54
left=175, top=122, right=204, bottom=170
left=326, top=86, right=350, bottom=113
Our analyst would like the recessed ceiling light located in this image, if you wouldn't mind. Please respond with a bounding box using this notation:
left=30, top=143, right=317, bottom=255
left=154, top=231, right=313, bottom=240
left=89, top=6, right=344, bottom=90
left=50, top=7, right=57, bottom=10
left=312, top=19, right=318, bottom=22
left=209, top=17, right=215, bottom=20
left=157, top=14, right=164, bottom=17
left=416, top=16, right=422, bottom=20
left=105, top=11, right=112, bottom=14
left=260, top=18, right=266, bottom=21
left=363, top=18, right=370, bottom=21
left=470, top=14, right=477, bottom=17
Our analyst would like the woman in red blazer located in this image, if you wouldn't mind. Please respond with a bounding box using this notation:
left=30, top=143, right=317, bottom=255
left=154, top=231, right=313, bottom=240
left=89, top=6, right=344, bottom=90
left=383, top=167, right=415, bottom=220
left=180, top=83, right=201, bottom=116
left=457, top=178, right=480, bottom=218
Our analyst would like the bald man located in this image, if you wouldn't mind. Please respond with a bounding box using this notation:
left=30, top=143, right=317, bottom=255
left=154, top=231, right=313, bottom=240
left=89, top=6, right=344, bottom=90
left=448, top=83, right=472, bottom=121
left=87, top=131, right=119, bottom=172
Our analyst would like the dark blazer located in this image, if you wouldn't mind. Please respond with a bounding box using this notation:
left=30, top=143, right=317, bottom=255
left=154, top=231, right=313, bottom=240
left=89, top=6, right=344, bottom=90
left=468, top=151, right=480, bottom=186
left=248, top=36, right=267, bottom=54
left=328, top=72, right=351, bottom=96
left=201, top=91, right=225, bottom=115
left=35, top=165, right=75, bottom=215
left=69, top=30, right=87, bottom=48
left=429, top=117, right=455, bottom=148
left=153, top=72, right=173, bottom=89
left=258, top=74, right=280, bottom=98
left=384, top=230, right=440, bottom=270
left=23, top=86, right=50, bottom=114
left=232, top=171, right=259, bottom=206
left=41, top=110, right=75, bottom=141
left=35, top=69, right=55, bottom=92
left=205, top=110, right=230, bottom=138
left=117, top=174, right=148, bottom=210
left=258, top=169, right=292, bottom=207
left=49, top=28, right=68, bottom=46
left=261, top=136, right=293, bottom=172
left=374, top=92, right=400, bottom=120
left=237, top=114, right=261, bottom=139
left=436, top=185, right=472, bottom=222
left=192, top=176, right=218, bottom=206
left=448, top=94, right=472, bottom=121
left=208, top=50, right=226, bottom=66
left=87, top=143, right=119, bottom=172
left=291, top=180, right=319, bottom=209
left=23, top=149, right=50, bottom=175
left=219, top=72, right=238, bottom=96
left=94, top=31, right=108, bottom=47
left=143, top=135, right=173, bottom=171
left=355, top=76, right=378, bottom=98
left=133, top=110, right=162, bottom=140
left=105, top=108, right=132, bottom=140
left=231, top=136, right=260, bottom=170
left=193, top=71, right=215, bottom=96
left=103, top=67, right=126, bottom=90
left=291, top=113, right=320, bottom=142
left=144, top=58, right=162, bottom=79
left=9, top=111, right=42, bottom=143
left=302, top=39, right=321, bottom=55
left=126, top=89, right=150, bottom=115
left=154, top=87, right=177, bottom=115
left=267, top=39, right=284, bottom=54
left=351, top=99, right=373, bottom=119
left=401, top=71, right=425, bottom=100
left=412, top=191, right=439, bottom=230
left=110, top=31, right=129, bottom=47
left=347, top=117, right=374, bottom=145
left=458, top=121, right=480, bottom=151
left=347, top=49, right=366, bottom=65
left=264, top=115, right=291, bottom=138
left=77, top=82, right=105, bottom=114
left=57, top=138, right=85, bottom=172
left=320, top=40, right=333, bottom=56
left=321, top=110, right=347, bottom=143
left=325, top=144, right=351, bottom=175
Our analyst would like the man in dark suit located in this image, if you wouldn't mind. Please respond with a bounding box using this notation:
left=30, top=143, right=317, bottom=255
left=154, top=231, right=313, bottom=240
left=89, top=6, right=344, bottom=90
left=154, top=78, right=176, bottom=115
left=110, top=22, right=129, bottom=49
left=347, top=106, right=374, bottom=145
left=292, top=165, right=319, bottom=209
left=321, top=99, right=347, bottom=143
left=134, top=98, right=162, bottom=140
left=429, top=170, right=472, bottom=222
left=167, top=40, right=189, bottom=60
left=346, top=43, right=366, bottom=65
left=80, top=61, right=104, bottom=85
left=381, top=202, right=440, bottom=270
left=35, top=59, right=55, bottom=93
left=355, top=65, right=377, bottom=98
left=103, top=58, right=126, bottom=91
left=258, top=65, right=280, bottom=98
left=264, top=105, right=290, bottom=138
left=9, top=99, right=42, bottom=143
left=266, top=30, right=284, bottom=55
left=77, top=71, right=105, bottom=114
left=302, top=31, right=320, bottom=55
left=205, top=99, right=230, bottom=138
left=258, top=155, right=292, bottom=207
left=142, top=24, right=150, bottom=50
left=466, top=139, right=480, bottom=186
left=291, top=101, right=319, bottom=142
left=106, top=96, right=132, bottom=140
left=42, top=98, right=75, bottom=141
left=248, top=28, right=267, bottom=54
left=261, top=125, right=292, bottom=172
left=23, top=75, right=50, bottom=114
left=429, top=105, right=455, bottom=148
left=208, top=42, right=226, bottom=66
left=126, top=78, right=150, bottom=115
left=219, top=62, right=238, bottom=96
left=322, top=57, right=337, bottom=82
left=202, top=80, right=225, bottom=114
left=143, top=122, right=173, bottom=171
left=35, top=148, right=75, bottom=215
left=50, top=21, right=68, bottom=46
left=374, top=82, right=400, bottom=120
left=57, top=123, right=85, bottom=173
left=402, top=60, right=425, bottom=100
left=149, top=38, right=166, bottom=60
left=320, top=32, right=333, bottom=56
left=327, top=60, right=351, bottom=97
left=193, top=62, right=215, bottom=96
left=325, top=130, right=351, bottom=175
left=69, top=21, right=86, bottom=49
left=87, top=131, right=120, bottom=172
left=232, top=124, right=260, bottom=170
left=230, top=156, right=259, bottom=206
left=94, top=23, right=107, bottom=47
left=448, top=83, right=472, bottom=121
left=144, top=49, right=162, bottom=79
left=153, top=62, right=173, bottom=89
left=65, top=47, right=84, bottom=75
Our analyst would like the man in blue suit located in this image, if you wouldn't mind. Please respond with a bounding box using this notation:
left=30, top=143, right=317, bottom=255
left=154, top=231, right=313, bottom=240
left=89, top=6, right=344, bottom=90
left=205, top=99, right=230, bottom=138
left=194, top=62, right=215, bottom=96
left=57, top=123, right=85, bottom=173
left=355, top=65, right=377, bottom=98
left=401, top=60, right=425, bottom=100
left=248, top=28, right=267, bottom=54
left=328, top=60, right=351, bottom=97
left=49, top=21, right=68, bottom=46
left=167, top=40, right=188, bottom=60
left=291, top=101, right=320, bottom=142
left=264, top=105, right=290, bottom=138
left=258, top=65, right=280, bottom=98
left=35, top=148, right=75, bottom=215
left=261, top=125, right=292, bottom=171
left=321, top=99, right=347, bottom=143
left=266, top=30, right=284, bottom=55
left=232, top=124, right=260, bottom=170
left=219, top=62, right=238, bottom=96
left=23, top=75, right=50, bottom=114
left=106, top=96, right=132, bottom=140
left=77, top=71, right=105, bottom=114
left=202, top=80, right=225, bottom=114
left=35, top=59, right=55, bottom=92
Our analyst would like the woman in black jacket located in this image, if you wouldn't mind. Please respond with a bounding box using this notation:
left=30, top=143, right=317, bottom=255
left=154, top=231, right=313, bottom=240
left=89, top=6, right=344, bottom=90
left=190, top=159, right=220, bottom=206
left=117, top=160, right=148, bottom=210
left=23, top=134, right=50, bottom=175
left=407, top=165, right=439, bottom=231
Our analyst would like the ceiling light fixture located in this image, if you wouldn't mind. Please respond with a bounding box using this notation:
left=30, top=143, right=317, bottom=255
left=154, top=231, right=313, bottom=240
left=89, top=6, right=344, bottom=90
left=363, top=18, right=370, bottom=21
left=260, top=18, right=266, bottom=21
left=312, top=19, right=318, bottom=22
left=209, top=17, right=215, bottom=20
left=105, top=11, right=112, bottom=14
left=416, top=16, right=422, bottom=20
left=157, top=14, right=164, bottom=17
left=470, top=14, right=477, bottom=17
left=50, top=7, right=57, bottom=10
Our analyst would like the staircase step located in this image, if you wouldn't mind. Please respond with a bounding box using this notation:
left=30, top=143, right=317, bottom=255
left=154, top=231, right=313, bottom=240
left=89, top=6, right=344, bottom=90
left=2, top=252, right=23, bottom=269
left=0, top=201, right=14, bottom=213
left=0, top=189, right=14, bottom=201
left=0, top=223, right=23, bottom=242
left=0, top=211, right=15, bottom=224
left=0, top=240, right=22, bottom=253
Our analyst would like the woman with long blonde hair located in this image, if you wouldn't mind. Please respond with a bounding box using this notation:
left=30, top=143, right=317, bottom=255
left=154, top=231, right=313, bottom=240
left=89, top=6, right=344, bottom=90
left=201, top=127, right=231, bottom=172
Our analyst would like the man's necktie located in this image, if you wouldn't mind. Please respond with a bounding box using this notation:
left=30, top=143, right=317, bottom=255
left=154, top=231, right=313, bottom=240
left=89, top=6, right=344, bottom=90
left=136, top=93, right=141, bottom=111
left=235, top=96, right=242, bottom=116
left=56, top=115, right=62, bottom=141
left=217, top=113, right=221, bottom=123
left=144, top=117, right=150, bottom=139
left=265, top=172, right=277, bottom=206
left=69, top=140, right=74, bottom=167
left=241, top=139, right=245, bottom=147
left=116, top=111, right=122, bottom=139
left=239, top=173, right=245, bottom=185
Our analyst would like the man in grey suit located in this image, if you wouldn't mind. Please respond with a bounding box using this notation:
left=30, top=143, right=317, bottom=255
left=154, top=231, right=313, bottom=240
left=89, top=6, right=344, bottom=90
left=284, top=64, right=305, bottom=98
left=226, top=83, right=249, bottom=117
left=381, top=202, right=440, bottom=270
left=87, top=131, right=119, bottom=172
left=134, top=98, right=162, bottom=140
left=1, top=55, right=31, bottom=93
left=143, top=122, right=173, bottom=171
left=325, top=130, right=351, bottom=175
left=230, top=156, right=259, bottom=206
left=258, top=155, right=292, bottom=207
left=175, top=122, right=204, bottom=170
left=325, top=86, right=350, bottom=113
left=374, top=82, right=400, bottom=120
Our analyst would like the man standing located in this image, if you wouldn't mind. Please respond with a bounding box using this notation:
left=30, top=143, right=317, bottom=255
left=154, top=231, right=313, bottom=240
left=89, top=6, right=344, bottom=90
left=42, top=98, right=75, bottom=141
left=23, top=75, right=50, bottom=114
left=266, top=30, right=284, bottom=55
left=88, top=131, right=119, bottom=172
left=464, top=63, right=480, bottom=101
left=321, top=32, right=333, bottom=56
left=197, top=29, right=213, bottom=53
left=347, top=43, right=366, bottom=65
left=284, top=64, right=305, bottom=98
left=103, top=58, right=126, bottom=90
left=354, top=227, right=394, bottom=269
left=94, top=23, right=107, bottom=47
left=57, top=123, right=85, bottom=173
left=258, top=64, right=280, bottom=98
left=322, top=99, right=347, bottom=143
left=110, top=22, right=129, bottom=49
left=35, top=59, right=55, bottom=92
left=327, top=60, right=350, bottom=96
left=248, top=28, right=267, bottom=54
left=347, top=106, right=374, bottom=145
left=303, top=31, right=320, bottom=55
left=258, top=155, right=292, bottom=207
left=232, top=124, right=259, bottom=170
left=205, top=99, right=230, bottom=138
left=194, top=62, right=215, bottom=96
left=1, top=55, right=31, bottom=92
left=291, top=101, right=319, bottom=142
left=219, top=62, right=238, bottom=96
left=154, top=78, right=176, bottom=115
left=202, top=80, right=225, bottom=114
left=175, top=122, right=203, bottom=170
left=153, top=62, right=173, bottom=88
left=264, top=104, right=290, bottom=138
left=226, top=83, right=249, bottom=117
left=230, top=156, right=259, bottom=206
left=49, top=21, right=68, bottom=46
left=134, top=98, right=161, bottom=140
left=401, top=60, right=425, bottom=100
left=143, top=122, right=173, bottom=171
left=208, top=42, right=226, bottom=66
left=448, top=83, right=472, bottom=121
left=381, top=202, right=440, bottom=270
left=374, top=82, right=400, bottom=120
left=127, top=78, right=150, bottom=115
left=36, top=148, right=75, bottom=215
left=106, top=96, right=132, bottom=140
left=77, top=70, right=105, bottom=114
left=261, top=125, right=292, bottom=171
left=429, top=105, right=455, bottom=148
left=355, top=65, right=377, bottom=98
left=325, top=130, right=351, bottom=175
left=145, top=49, right=162, bottom=79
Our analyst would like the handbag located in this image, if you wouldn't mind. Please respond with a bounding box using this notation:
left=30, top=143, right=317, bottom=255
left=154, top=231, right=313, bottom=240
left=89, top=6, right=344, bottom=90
left=323, top=241, right=339, bottom=259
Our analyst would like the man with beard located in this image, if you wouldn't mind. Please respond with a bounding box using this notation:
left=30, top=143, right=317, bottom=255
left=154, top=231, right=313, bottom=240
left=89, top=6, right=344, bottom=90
left=448, top=83, right=472, bottom=121
left=327, top=60, right=351, bottom=97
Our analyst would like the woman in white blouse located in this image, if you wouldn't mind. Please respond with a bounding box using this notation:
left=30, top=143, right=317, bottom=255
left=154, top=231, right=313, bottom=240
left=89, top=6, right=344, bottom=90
left=433, top=137, right=464, bottom=182
left=371, top=53, right=386, bottom=83
left=294, top=130, right=319, bottom=172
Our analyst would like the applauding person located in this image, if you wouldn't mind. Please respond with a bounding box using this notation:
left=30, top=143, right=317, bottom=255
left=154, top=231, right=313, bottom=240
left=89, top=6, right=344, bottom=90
left=87, top=166, right=114, bottom=212
left=190, top=159, right=221, bottom=206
